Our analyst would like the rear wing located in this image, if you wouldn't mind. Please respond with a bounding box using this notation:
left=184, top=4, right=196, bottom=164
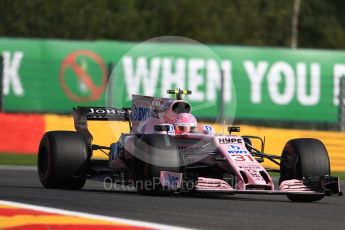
left=73, top=106, right=131, bottom=144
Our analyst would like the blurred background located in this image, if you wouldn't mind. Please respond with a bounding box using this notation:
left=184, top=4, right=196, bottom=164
left=1, top=0, right=345, bottom=174
left=2, top=0, right=345, bottom=48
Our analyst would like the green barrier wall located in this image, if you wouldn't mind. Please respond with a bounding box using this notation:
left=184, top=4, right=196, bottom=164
left=1, top=38, right=344, bottom=122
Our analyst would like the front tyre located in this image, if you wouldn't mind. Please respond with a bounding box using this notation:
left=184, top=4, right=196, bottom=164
left=279, top=138, right=330, bottom=202
left=38, top=131, right=90, bottom=189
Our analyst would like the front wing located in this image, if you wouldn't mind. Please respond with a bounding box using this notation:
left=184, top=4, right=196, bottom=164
left=161, top=172, right=342, bottom=196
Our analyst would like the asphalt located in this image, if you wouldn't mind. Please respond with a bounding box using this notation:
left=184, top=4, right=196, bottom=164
left=0, top=168, right=344, bottom=230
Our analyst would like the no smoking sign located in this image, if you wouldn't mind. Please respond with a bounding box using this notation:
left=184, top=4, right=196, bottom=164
left=59, top=50, right=107, bottom=102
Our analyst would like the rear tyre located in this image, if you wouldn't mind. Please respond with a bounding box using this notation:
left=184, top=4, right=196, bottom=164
left=279, top=138, right=330, bottom=202
left=132, top=134, right=180, bottom=195
left=38, top=131, right=90, bottom=189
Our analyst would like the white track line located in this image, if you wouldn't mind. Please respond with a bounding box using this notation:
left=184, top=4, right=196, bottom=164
left=0, top=200, right=194, bottom=230
left=0, top=165, right=36, bottom=170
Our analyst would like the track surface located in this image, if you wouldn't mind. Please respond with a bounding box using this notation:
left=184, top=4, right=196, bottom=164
left=0, top=168, right=344, bottom=230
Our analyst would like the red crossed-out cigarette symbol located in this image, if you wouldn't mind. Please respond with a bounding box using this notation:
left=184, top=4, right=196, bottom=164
left=59, top=50, right=107, bottom=102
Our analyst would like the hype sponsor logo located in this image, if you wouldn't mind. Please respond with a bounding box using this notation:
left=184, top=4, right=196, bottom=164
left=218, top=137, right=242, bottom=144
left=227, top=145, right=248, bottom=154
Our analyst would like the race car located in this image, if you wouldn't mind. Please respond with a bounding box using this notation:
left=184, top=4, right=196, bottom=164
left=37, top=89, right=342, bottom=202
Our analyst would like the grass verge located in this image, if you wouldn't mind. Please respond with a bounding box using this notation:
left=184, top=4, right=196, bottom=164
left=0, top=153, right=37, bottom=166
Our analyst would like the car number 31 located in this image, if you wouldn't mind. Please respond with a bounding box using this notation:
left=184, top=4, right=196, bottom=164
left=230, top=154, right=254, bottom=162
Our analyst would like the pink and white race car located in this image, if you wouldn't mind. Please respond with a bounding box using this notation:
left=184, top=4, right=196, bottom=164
left=37, top=89, right=342, bottom=202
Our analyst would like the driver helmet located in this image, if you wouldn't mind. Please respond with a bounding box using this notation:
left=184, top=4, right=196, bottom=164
left=174, top=113, right=197, bottom=134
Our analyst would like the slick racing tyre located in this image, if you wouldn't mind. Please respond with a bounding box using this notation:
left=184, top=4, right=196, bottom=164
left=279, top=138, right=330, bottom=202
left=132, top=134, right=180, bottom=195
left=38, top=131, right=90, bottom=189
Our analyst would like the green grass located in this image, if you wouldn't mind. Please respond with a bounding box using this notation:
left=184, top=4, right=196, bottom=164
left=0, top=153, right=37, bottom=166
left=331, top=171, right=345, bottom=181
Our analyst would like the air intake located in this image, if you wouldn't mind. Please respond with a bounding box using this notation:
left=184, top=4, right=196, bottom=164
left=172, top=101, right=191, bottom=114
